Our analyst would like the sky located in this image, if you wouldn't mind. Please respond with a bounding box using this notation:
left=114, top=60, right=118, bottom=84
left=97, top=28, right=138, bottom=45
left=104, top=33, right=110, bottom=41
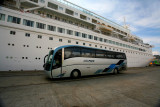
left=66, top=0, right=160, bottom=55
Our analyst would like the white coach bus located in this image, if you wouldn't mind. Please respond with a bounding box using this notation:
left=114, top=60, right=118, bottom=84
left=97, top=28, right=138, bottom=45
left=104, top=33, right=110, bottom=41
left=43, top=45, right=127, bottom=78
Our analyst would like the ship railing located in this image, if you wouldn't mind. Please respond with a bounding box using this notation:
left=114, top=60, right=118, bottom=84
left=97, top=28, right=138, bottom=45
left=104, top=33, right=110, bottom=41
left=53, top=0, right=130, bottom=33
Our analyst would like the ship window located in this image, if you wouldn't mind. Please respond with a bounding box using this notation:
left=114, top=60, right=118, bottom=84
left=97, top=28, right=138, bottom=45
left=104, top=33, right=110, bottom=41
left=76, top=41, right=79, bottom=44
left=47, top=14, right=52, bottom=18
left=7, top=15, right=21, bottom=24
left=83, top=43, right=85, bottom=45
left=109, top=40, right=112, bottom=44
left=88, top=35, right=93, bottom=39
left=104, top=39, right=108, bottom=43
left=10, top=31, right=16, bottom=35
left=38, top=11, right=41, bottom=15
left=75, top=12, right=78, bottom=16
left=94, top=36, right=98, bottom=41
left=0, top=13, right=5, bottom=21
left=62, top=18, right=67, bottom=22
left=120, top=43, right=122, bottom=46
left=48, top=25, right=56, bottom=31
left=36, top=22, right=46, bottom=29
left=89, top=44, right=92, bottom=46
left=112, top=41, right=115, bottom=44
left=49, top=37, right=53, bottom=40
left=95, top=45, right=97, bottom=47
left=99, top=38, right=103, bottom=42
left=65, top=9, right=74, bottom=15
left=48, top=2, right=58, bottom=10
left=55, top=16, right=60, bottom=20
left=25, top=33, right=30, bottom=37
left=38, top=35, right=42, bottom=39
left=23, top=19, right=34, bottom=27
left=58, top=27, right=65, bottom=33
left=92, top=19, right=97, bottom=23
left=67, top=29, right=73, bottom=35
left=75, top=31, right=81, bottom=37
left=69, top=20, right=73, bottom=24
left=116, top=42, right=119, bottom=46
left=59, top=6, right=63, bottom=11
left=82, top=33, right=87, bottom=38
left=59, top=39, right=62, bottom=42
left=68, top=40, right=71, bottom=43
left=80, top=14, right=87, bottom=20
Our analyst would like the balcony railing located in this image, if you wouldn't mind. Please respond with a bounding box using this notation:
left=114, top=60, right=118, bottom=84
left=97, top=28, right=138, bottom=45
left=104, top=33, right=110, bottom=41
left=53, top=0, right=130, bottom=33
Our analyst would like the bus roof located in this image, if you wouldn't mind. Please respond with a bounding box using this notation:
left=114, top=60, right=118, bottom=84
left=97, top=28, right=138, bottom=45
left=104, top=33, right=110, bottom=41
left=53, top=45, right=125, bottom=54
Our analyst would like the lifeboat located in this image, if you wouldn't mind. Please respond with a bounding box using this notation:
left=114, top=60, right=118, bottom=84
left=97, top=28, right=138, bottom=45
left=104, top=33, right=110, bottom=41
left=96, top=23, right=113, bottom=32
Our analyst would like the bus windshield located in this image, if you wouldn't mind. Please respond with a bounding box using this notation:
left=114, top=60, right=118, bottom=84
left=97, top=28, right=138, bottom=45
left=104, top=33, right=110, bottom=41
left=47, top=50, right=54, bottom=64
left=44, top=50, right=54, bottom=71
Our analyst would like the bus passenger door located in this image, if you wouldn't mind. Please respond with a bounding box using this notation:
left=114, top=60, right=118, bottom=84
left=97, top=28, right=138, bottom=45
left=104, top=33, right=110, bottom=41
left=52, top=49, right=62, bottom=77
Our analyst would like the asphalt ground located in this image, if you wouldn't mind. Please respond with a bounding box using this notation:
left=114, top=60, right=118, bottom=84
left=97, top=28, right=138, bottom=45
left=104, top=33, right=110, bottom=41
left=0, top=66, right=160, bottom=107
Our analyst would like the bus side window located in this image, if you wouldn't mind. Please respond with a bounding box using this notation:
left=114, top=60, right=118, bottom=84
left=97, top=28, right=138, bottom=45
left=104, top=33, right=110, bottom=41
left=64, top=48, right=72, bottom=59
left=81, top=48, right=95, bottom=58
left=64, top=47, right=81, bottom=59
left=96, top=50, right=106, bottom=58
left=72, top=47, right=81, bottom=57
left=116, top=53, right=126, bottom=59
left=106, top=52, right=116, bottom=59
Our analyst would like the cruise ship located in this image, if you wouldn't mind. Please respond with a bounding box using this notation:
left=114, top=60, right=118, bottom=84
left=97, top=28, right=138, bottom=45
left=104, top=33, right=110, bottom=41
left=0, top=0, right=153, bottom=71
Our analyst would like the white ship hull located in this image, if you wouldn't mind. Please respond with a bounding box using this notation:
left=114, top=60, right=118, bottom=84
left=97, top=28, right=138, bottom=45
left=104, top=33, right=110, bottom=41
left=0, top=2, right=153, bottom=71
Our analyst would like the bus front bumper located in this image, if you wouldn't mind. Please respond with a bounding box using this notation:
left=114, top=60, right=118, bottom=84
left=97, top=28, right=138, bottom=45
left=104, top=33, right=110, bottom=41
left=44, top=70, right=52, bottom=78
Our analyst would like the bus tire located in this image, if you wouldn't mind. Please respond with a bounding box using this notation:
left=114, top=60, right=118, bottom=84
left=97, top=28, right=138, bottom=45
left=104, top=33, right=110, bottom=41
left=71, top=69, right=81, bottom=78
left=113, top=68, right=119, bottom=74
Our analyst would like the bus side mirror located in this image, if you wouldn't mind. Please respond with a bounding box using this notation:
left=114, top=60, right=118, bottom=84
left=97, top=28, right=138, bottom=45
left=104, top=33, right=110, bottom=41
left=44, top=54, right=48, bottom=64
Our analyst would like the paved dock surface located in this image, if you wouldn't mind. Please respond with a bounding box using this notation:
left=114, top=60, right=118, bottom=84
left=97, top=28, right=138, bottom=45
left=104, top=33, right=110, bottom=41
left=0, top=67, right=160, bottom=107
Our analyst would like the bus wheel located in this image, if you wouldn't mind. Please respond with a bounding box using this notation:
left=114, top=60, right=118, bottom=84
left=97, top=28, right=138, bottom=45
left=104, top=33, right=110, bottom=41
left=113, top=68, right=119, bottom=74
left=71, top=70, right=81, bottom=78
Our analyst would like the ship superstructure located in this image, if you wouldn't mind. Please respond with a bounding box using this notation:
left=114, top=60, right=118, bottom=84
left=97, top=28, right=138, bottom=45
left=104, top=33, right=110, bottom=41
left=0, top=0, right=153, bottom=71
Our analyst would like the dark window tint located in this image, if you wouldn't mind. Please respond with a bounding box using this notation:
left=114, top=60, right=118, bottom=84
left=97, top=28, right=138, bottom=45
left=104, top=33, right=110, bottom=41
left=64, top=47, right=81, bottom=59
left=96, top=50, right=106, bottom=58
left=106, top=52, right=116, bottom=59
left=81, top=48, right=95, bottom=58
left=115, top=53, right=126, bottom=59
